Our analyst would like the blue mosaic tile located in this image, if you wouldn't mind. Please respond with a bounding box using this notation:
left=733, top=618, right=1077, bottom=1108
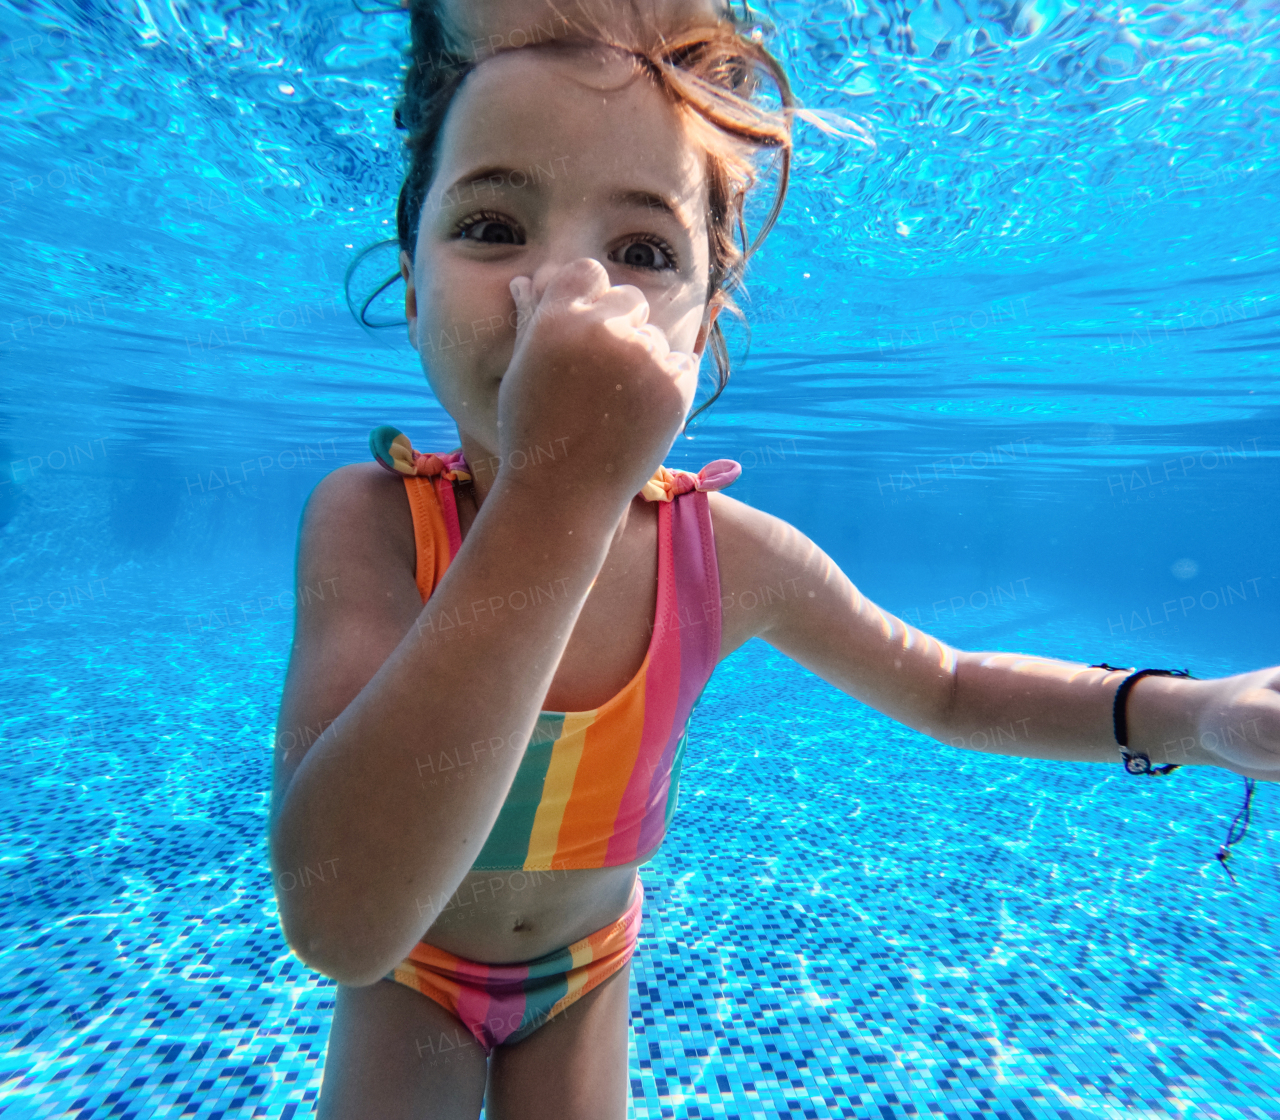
left=1, top=568, right=1277, bottom=1118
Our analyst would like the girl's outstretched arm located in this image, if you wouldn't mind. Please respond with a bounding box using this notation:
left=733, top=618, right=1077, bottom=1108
left=708, top=492, right=1280, bottom=781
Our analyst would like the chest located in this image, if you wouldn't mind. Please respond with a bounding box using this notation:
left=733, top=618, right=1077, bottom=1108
left=554, top=508, right=659, bottom=711
left=455, top=488, right=747, bottom=711
left=459, top=492, right=660, bottom=714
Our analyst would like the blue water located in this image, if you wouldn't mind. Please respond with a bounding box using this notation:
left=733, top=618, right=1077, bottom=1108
left=2, top=0, right=1278, bottom=1117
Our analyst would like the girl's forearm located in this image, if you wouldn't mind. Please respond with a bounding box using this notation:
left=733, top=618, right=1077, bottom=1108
left=270, top=475, right=628, bottom=987
left=936, top=652, right=1219, bottom=767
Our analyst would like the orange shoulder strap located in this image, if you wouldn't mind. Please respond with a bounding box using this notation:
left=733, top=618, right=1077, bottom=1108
left=402, top=475, right=452, bottom=603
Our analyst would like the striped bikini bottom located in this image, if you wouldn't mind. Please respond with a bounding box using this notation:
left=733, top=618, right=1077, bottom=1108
left=385, top=878, right=643, bottom=1055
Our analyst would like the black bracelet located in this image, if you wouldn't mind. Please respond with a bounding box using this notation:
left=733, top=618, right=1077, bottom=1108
left=1091, top=662, right=1255, bottom=882
left=1090, top=664, right=1193, bottom=775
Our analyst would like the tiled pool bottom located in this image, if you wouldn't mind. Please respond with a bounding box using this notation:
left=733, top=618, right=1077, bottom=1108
left=1, top=566, right=1277, bottom=1119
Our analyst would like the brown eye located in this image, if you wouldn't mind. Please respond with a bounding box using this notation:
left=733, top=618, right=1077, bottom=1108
left=457, top=213, right=523, bottom=245
left=611, top=236, right=676, bottom=271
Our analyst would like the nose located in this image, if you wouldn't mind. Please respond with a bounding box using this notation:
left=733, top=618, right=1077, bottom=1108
left=524, top=224, right=608, bottom=305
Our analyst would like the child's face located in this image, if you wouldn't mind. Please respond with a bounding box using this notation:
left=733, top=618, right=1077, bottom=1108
left=401, top=47, right=715, bottom=453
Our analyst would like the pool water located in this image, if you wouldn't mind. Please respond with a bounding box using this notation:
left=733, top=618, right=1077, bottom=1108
left=2, top=1, right=1278, bottom=1117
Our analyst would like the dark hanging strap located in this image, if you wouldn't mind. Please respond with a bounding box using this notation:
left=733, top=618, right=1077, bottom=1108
left=1214, top=778, right=1257, bottom=886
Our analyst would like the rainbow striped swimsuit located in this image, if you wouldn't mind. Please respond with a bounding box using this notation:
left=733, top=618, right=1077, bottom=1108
left=369, top=427, right=739, bottom=1050
left=391, top=879, right=644, bottom=1053
left=371, top=427, right=739, bottom=871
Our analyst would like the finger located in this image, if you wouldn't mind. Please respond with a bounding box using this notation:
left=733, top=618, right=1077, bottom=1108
left=509, top=276, right=534, bottom=332
left=540, top=257, right=611, bottom=309
left=650, top=345, right=701, bottom=417
left=632, top=323, right=670, bottom=358
left=665, top=348, right=699, bottom=375
left=603, top=308, right=660, bottom=351
left=594, top=284, right=650, bottom=328
left=665, top=349, right=702, bottom=412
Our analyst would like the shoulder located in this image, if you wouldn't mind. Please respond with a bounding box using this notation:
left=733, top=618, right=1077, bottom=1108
left=705, top=489, right=819, bottom=657
left=306, top=460, right=411, bottom=528
left=309, top=459, right=407, bottom=507
left=300, top=461, right=415, bottom=577
left=706, top=488, right=786, bottom=541
left=706, top=489, right=813, bottom=567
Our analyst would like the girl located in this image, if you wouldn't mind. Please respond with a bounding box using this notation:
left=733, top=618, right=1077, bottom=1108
left=269, top=24, right=1279, bottom=1120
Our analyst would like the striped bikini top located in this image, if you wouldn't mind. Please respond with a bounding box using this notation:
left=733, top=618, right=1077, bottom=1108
left=370, top=427, right=741, bottom=872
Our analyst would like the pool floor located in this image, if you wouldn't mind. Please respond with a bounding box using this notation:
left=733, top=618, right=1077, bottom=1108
left=2, top=564, right=1277, bottom=1118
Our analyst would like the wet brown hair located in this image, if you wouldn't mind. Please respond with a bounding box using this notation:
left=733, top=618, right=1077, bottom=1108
left=384, top=1, right=794, bottom=422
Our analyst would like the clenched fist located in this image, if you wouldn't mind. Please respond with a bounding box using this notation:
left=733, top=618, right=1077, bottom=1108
left=497, top=258, right=701, bottom=508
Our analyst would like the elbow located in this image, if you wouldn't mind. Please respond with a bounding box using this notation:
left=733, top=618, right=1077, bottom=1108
left=270, top=828, right=404, bottom=988
left=278, top=907, right=400, bottom=989
left=291, top=939, right=391, bottom=990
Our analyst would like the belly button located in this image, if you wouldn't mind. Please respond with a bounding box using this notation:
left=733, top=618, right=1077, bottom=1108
left=512, top=918, right=529, bottom=933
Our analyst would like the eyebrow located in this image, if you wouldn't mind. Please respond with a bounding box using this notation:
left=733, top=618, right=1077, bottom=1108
left=437, top=167, right=543, bottom=203
left=435, top=167, right=693, bottom=226
left=609, top=188, right=693, bottom=226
